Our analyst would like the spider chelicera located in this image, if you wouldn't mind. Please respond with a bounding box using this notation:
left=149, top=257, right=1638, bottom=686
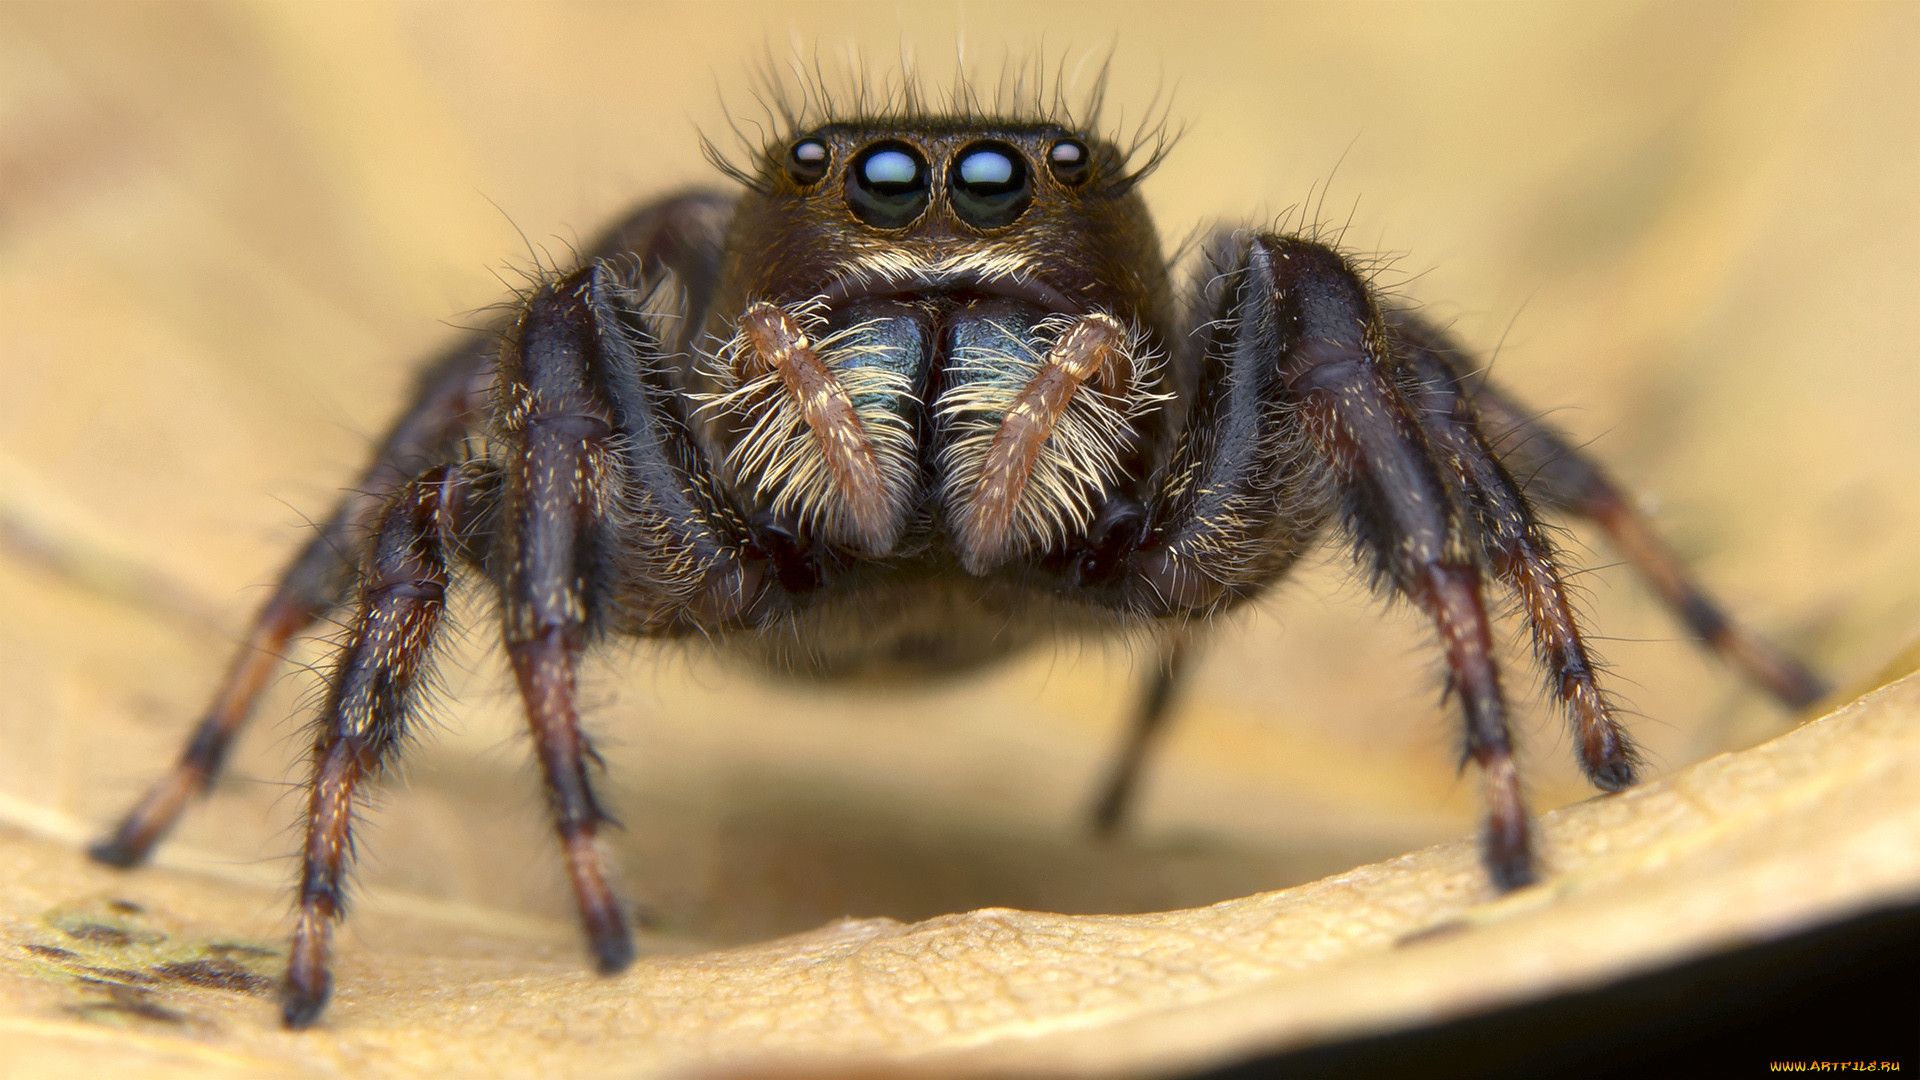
left=88, top=101, right=1826, bottom=1028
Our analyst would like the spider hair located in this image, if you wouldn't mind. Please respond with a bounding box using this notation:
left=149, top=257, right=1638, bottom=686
left=936, top=312, right=1169, bottom=564
left=694, top=298, right=921, bottom=548
left=701, top=45, right=1179, bottom=197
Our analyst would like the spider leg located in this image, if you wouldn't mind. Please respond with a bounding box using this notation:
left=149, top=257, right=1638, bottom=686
left=1089, top=631, right=1191, bottom=837
left=1394, top=313, right=1829, bottom=710
left=493, top=265, right=653, bottom=987
left=89, top=190, right=736, bottom=869
left=1206, top=236, right=1536, bottom=889
left=1400, top=338, right=1640, bottom=791
left=89, top=340, right=492, bottom=868
left=283, top=464, right=477, bottom=1027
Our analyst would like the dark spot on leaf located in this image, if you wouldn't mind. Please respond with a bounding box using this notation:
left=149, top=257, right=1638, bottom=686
left=78, top=965, right=160, bottom=985
left=24, top=944, right=77, bottom=960
left=64, top=923, right=132, bottom=947
left=153, top=958, right=271, bottom=995
left=106, top=898, right=146, bottom=915
left=206, top=941, right=276, bottom=959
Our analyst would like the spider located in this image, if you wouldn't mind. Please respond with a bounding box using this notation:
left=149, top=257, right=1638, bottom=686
left=87, top=99, right=1827, bottom=1029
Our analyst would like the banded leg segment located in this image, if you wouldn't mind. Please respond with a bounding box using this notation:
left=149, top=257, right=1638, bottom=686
left=283, top=466, right=472, bottom=1028
left=497, top=266, right=635, bottom=977
left=1401, top=316, right=1830, bottom=710
left=1402, top=344, right=1640, bottom=791
left=90, top=191, right=735, bottom=871
left=87, top=589, right=317, bottom=867
left=91, top=341, right=494, bottom=869
left=1242, top=237, right=1535, bottom=888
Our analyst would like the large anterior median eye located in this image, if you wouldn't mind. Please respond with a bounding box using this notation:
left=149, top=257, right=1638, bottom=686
left=847, top=141, right=930, bottom=228
left=949, top=142, right=1032, bottom=229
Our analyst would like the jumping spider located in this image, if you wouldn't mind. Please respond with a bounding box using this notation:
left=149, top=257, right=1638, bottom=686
left=90, top=103, right=1827, bottom=1028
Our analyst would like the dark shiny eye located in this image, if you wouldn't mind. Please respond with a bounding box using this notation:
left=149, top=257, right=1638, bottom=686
left=786, top=138, right=830, bottom=185
left=846, top=141, right=929, bottom=228
left=1047, top=138, right=1092, bottom=185
left=948, top=142, right=1032, bottom=229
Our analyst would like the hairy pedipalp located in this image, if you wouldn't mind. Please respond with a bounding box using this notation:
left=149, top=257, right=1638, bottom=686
left=697, top=299, right=919, bottom=555
left=937, top=312, right=1167, bottom=572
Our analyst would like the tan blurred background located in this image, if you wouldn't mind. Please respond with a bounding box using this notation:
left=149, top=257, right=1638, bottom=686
left=0, top=1, right=1915, bottom=954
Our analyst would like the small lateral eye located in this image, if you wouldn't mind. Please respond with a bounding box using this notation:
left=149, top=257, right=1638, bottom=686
left=1047, top=138, right=1092, bottom=185
left=787, top=138, right=830, bottom=185
left=949, top=142, right=1032, bottom=229
left=846, top=141, right=930, bottom=228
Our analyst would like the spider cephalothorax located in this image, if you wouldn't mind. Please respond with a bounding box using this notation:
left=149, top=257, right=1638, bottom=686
left=90, top=89, right=1827, bottom=1029
left=693, top=119, right=1177, bottom=573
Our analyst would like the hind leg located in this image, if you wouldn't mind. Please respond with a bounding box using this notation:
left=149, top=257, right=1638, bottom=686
left=89, top=191, right=736, bottom=868
left=1390, top=312, right=1828, bottom=709
left=88, top=339, right=493, bottom=867
left=1089, top=632, right=1192, bottom=837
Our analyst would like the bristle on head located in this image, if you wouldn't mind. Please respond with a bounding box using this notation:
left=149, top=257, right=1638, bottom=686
left=704, top=47, right=1176, bottom=196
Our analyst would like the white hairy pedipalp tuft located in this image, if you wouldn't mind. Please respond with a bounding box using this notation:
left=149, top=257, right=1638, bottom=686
left=936, top=313, right=1167, bottom=567
left=695, top=300, right=920, bottom=550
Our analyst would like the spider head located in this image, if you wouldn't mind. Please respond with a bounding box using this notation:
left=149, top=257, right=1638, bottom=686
left=721, top=121, right=1170, bottom=323
left=695, top=120, right=1178, bottom=569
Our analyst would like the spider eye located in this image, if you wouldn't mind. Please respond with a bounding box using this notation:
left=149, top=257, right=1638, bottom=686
left=846, top=141, right=929, bottom=228
left=786, top=138, right=830, bottom=185
left=949, top=142, right=1032, bottom=229
left=1047, top=138, right=1092, bottom=185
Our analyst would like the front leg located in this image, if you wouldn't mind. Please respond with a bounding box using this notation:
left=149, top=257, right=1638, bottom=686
left=1180, top=236, right=1540, bottom=889
left=286, top=253, right=743, bottom=1029
left=495, top=266, right=641, bottom=977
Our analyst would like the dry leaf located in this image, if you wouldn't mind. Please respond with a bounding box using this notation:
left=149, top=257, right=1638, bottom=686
left=1, top=4, right=1915, bottom=1078
left=3, top=674, right=1918, bottom=1078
